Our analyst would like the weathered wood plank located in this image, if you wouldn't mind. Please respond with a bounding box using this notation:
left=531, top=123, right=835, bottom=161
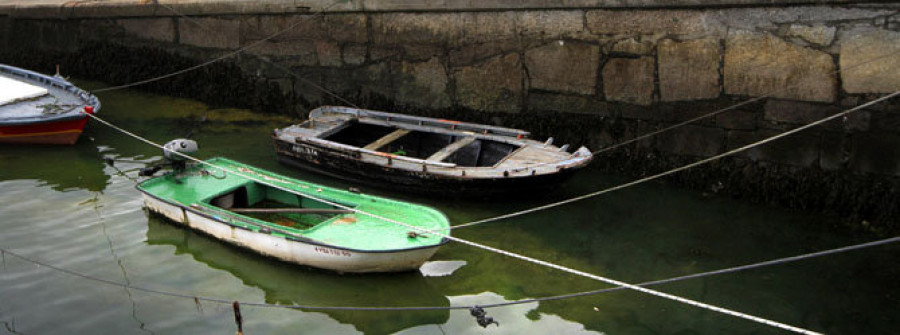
left=426, top=136, right=476, bottom=162
left=362, top=128, right=410, bottom=150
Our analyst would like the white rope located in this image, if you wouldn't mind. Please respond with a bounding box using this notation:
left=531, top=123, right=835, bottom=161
left=451, top=91, right=900, bottom=230
left=83, top=111, right=822, bottom=335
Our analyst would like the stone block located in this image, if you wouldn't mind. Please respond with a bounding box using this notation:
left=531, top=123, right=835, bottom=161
left=660, top=100, right=736, bottom=126
left=586, top=10, right=719, bottom=36
left=764, top=99, right=870, bottom=132
left=516, top=10, right=585, bottom=40
left=724, top=31, right=836, bottom=103
left=524, top=41, right=599, bottom=96
left=764, top=100, right=840, bottom=125
left=620, top=105, right=669, bottom=122
left=291, top=68, right=324, bottom=106
left=611, top=38, right=653, bottom=56
left=658, top=125, right=725, bottom=157
left=869, top=108, right=900, bottom=133
left=343, top=44, right=367, bottom=66
left=850, top=133, right=900, bottom=176
left=449, top=40, right=521, bottom=67
left=455, top=53, right=522, bottom=113
left=394, top=57, right=451, bottom=110
left=785, top=24, right=836, bottom=46
left=180, top=17, right=239, bottom=49
left=820, top=131, right=849, bottom=171
left=403, top=44, right=443, bottom=62
left=370, top=47, right=401, bottom=62
left=359, top=62, right=393, bottom=100
left=246, top=14, right=367, bottom=44
left=658, top=38, right=721, bottom=102
left=270, top=78, right=293, bottom=96
left=459, top=12, right=517, bottom=45
left=603, top=57, right=655, bottom=106
left=312, top=41, right=340, bottom=67
left=117, top=18, right=175, bottom=43
left=372, top=13, right=463, bottom=46
left=726, top=129, right=819, bottom=167
left=717, top=110, right=758, bottom=130
left=840, top=28, right=900, bottom=94
left=246, top=39, right=317, bottom=65
left=527, top=92, right=610, bottom=116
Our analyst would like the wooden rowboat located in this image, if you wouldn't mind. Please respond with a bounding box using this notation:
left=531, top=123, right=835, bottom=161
left=0, top=64, right=101, bottom=145
left=273, top=106, right=593, bottom=197
left=137, top=157, right=450, bottom=273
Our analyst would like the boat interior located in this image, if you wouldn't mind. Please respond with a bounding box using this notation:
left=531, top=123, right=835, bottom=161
left=322, top=121, right=520, bottom=167
left=207, top=182, right=353, bottom=230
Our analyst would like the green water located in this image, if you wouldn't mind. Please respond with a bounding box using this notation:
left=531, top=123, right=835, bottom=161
left=1, top=83, right=898, bottom=334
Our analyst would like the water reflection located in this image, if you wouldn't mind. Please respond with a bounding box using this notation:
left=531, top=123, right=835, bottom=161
left=145, top=216, right=450, bottom=334
left=0, top=141, right=109, bottom=192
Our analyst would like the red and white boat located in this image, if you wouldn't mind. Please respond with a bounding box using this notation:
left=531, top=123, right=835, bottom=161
left=0, top=64, right=100, bottom=145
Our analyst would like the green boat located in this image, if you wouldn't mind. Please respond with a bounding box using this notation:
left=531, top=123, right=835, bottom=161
left=136, top=157, right=450, bottom=273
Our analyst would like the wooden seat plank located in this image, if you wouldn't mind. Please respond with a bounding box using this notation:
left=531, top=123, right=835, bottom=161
left=426, top=136, right=477, bottom=162
left=362, top=129, right=410, bottom=151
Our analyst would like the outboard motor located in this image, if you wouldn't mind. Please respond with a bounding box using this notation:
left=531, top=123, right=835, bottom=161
left=163, top=139, right=198, bottom=174
left=139, top=139, right=198, bottom=177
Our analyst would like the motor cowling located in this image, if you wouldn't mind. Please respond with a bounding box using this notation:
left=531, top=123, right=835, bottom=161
left=163, top=139, right=198, bottom=162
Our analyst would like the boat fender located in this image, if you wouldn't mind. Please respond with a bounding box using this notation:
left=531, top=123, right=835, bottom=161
left=469, top=306, right=499, bottom=328
left=84, top=106, right=94, bottom=114
left=544, top=137, right=554, bottom=145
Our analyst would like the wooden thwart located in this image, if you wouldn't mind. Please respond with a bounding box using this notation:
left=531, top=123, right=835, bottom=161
left=230, top=208, right=353, bottom=214
left=363, top=129, right=410, bottom=150
left=427, top=136, right=476, bottom=162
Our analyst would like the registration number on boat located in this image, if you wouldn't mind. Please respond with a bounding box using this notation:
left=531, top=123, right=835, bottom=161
left=314, top=246, right=352, bottom=257
left=293, top=145, right=319, bottom=157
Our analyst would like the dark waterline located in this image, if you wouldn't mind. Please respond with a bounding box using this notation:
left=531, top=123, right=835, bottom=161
left=0, top=82, right=898, bottom=334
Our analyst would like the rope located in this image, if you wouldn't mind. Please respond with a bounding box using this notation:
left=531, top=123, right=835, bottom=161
left=2, top=234, right=897, bottom=314
left=90, top=0, right=346, bottom=93
left=82, top=112, right=821, bottom=334
left=450, top=91, right=900, bottom=230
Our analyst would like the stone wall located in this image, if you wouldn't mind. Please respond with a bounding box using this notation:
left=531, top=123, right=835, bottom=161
left=2, top=1, right=900, bottom=230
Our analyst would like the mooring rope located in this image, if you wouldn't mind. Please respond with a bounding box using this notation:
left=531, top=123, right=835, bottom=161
left=3, top=234, right=897, bottom=317
left=82, top=112, right=821, bottom=334
left=449, top=91, right=900, bottom=230
left=90, top=0, right=346, bottom=93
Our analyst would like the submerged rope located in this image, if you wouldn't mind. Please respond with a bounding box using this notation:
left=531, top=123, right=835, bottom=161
left=2, top=234, right=897, bottom=314
left=83, top=112, right=821, bottom=334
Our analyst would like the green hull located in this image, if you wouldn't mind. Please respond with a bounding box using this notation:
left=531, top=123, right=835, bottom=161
left=137, top=157, right=449, bottom=258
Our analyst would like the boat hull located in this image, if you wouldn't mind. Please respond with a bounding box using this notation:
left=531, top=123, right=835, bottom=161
left=0, top=116, right=89, bottom=145
left=0, top=64, right=100, bottom=145
left=274, top=138, right=581, bottom=197
left=141, top=193, right=442, bottom=273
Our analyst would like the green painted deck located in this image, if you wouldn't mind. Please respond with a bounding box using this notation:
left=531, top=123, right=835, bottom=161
left=137, top=157, right=449, bottom=251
